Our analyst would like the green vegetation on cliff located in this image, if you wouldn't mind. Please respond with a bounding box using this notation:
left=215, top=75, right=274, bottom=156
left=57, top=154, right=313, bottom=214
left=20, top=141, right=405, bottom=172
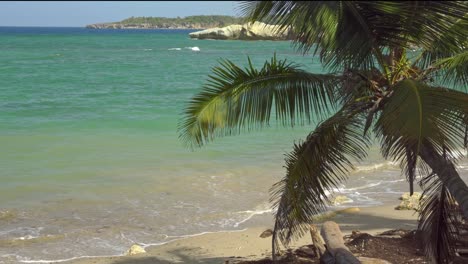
left=87, top=15, right=245, bottom=29
left=122, top=15, right=244, bottom=27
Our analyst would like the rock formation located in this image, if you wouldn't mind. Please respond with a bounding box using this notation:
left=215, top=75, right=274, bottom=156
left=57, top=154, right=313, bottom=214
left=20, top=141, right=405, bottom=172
left=395, top=192, right=423, bottom=211
left=331, top=195, right=353, bottom=205
left=126, top=244, right=146, bottom=255
left=189, top=22, right=294, bottom=41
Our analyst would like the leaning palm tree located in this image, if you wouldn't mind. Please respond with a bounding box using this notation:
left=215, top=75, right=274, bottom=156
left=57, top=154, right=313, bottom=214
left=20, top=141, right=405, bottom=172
left=179, top=1, right=468, bottom=263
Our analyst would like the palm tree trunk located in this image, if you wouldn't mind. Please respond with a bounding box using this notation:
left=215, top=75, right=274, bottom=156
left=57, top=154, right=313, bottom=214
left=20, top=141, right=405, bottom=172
left=419, top=142, right=468, bottom=218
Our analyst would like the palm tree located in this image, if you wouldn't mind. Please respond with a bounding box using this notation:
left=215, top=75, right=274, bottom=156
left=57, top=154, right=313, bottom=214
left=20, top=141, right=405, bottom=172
left=179, top=1, right=468, bottom=263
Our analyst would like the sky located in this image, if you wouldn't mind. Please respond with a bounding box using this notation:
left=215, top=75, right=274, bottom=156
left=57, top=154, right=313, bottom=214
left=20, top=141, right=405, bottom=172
left=0, top=1, right=240, bottom=27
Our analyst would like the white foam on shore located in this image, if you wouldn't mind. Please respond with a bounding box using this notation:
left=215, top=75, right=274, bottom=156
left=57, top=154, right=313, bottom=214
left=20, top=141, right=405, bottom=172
left=151, top=228, right=247, bottom=243
left=12, top=157, right=464, bottom=264
left=12, top=225, right=250, bottom=263
left=168, top=48, right=181, bottom=50
left=354, top=161, right=398, bottom=172
left=184, top=46, right=200, bottom=51
left=14, top=254, right=121, bottom=263
left=233, top=209, right=272, bottom=228
left=15, top=229, right=247, bottom=263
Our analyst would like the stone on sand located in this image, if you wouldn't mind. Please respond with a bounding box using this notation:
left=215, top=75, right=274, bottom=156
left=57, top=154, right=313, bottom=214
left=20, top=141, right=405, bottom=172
left=259, top=229, right=273, bottom=238
left=126, top=244, right=146, bottom=255
left=331, top=195, right=353, bottom=205
left=395, top=192, right=422, bottom=211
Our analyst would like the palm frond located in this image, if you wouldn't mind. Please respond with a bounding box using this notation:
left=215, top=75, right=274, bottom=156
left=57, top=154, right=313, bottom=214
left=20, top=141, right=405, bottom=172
left=375, top=80, right=468, bottom=195
left=404, top=147, right=417, bottom=196
left=240, top=1, right=377, bottom=70
left=419, top=173, right=462, bottom=263
left=240, top=1, right=468, bottom=71
left=432, top=51, right=468, bottom=90
left=465, top=114, right=468, bottom=149
left=270, top=104, right=370, bottom=255
left=413, top=13, right=468, bottom=70
left=179, top=56, right=339, bottom=148
left=419, top=140, right=468, bottom=219
left=376, top=80, right=467, bottom=163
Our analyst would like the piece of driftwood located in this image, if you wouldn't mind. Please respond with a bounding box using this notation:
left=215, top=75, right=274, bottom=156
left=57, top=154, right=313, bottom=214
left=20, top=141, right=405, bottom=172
left=259, top=229, right=273, bottom=238
left=320, top=221, right=361, bottom=264
left=310, top=224, right=326, bottom=257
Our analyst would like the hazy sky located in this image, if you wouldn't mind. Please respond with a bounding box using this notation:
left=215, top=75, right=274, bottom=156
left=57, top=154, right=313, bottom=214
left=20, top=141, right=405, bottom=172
left=0, top=1, right=240, bottom=27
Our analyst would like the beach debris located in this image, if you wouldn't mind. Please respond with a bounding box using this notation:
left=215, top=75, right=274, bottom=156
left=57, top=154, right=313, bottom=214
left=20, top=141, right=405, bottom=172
left=344, top=230, right=365, bottom=242
left=358, top=257, right=393, bottom=264
left=310, top=224, right=326, bottom=257
left=347, top=232, right=373, bottom=250
left=395, top=192, right=423, bottom=211
left=259, top=229, right=273, bottom=238
left=331, top=195, right=353, bottom=205
left=295, top=245, right=317, bottom=258
left=126, top=244, right=146, bottom=255
left=321, top=221, right=360, bottom=263
left=377, top=229, right=411, bottom=238
left=336, top=207, right=360, bottom=214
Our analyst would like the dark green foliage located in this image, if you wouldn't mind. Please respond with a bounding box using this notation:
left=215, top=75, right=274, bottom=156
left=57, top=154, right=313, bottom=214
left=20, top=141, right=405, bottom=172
left=179, top=56, right=339, bottom=149
left=118, top=15, right=245, bottom=28
left=271, top=106, right=370, bottom=253
left=419, top=173, right=462, bottom=264
left=179, top=1, right=468, bottom=263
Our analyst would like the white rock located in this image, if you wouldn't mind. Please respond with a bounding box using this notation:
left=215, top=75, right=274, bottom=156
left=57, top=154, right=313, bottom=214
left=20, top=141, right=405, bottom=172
left=395, top=192, right=423, bottom=211
left=126, top=244, right=146, bottom=255
left=331, top=195, right=353, bottom=205
left=189, top=22, right=293, bottom=40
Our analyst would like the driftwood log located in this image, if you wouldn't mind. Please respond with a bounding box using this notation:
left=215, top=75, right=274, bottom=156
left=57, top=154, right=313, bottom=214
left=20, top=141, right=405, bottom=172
left=310, top=224, right=326, bottom=257
left=320, top=221, right=361, bottom=264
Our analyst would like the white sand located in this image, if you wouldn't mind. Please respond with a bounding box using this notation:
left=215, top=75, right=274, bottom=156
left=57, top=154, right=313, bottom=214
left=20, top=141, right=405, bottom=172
left=63, top=205, right=418, bottom=264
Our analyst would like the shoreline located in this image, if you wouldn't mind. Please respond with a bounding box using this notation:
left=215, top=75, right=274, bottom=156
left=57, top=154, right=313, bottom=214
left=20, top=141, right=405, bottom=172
left=55, top=204, right=418, bottom=264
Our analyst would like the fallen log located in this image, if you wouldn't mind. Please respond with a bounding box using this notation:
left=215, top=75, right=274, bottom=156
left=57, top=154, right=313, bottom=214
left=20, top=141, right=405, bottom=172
left=310, top=224, right=326, bottom=257
left=320, top=221, right=361, bottom=264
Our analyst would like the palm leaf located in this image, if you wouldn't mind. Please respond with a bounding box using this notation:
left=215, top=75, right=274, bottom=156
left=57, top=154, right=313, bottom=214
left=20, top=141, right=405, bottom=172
left=376, top=80, right=468, bottom=164
left=375, top=80, right=468, bottom=216
left=239, top=1, right=468, bottom=71
left=413, top=13, right=468, bottom=70
left=432, top=51, right=468, bottom=90
left=270, top=104, right=370, bottom=255
left=419, top=173, right=462, bottom=263
left=240, top=1, right=377, bottom=70
left=404, top=146, right=417, bottom=196
left=178, top=56, right=339, bottom=148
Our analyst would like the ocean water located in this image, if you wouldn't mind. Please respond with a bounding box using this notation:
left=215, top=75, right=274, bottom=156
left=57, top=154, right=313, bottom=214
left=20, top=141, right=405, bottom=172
left=0, top=27, right=467, bottom=263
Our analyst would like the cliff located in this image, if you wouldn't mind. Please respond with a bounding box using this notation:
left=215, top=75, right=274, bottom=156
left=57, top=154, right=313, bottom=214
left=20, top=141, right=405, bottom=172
left=86, top=15, right=244, bottom=30
left=188, top=22, right=294, bottom=41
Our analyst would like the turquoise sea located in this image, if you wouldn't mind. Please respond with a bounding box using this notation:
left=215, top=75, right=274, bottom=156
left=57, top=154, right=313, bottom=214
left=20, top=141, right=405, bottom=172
left=0, top=27, right=467, bottom=263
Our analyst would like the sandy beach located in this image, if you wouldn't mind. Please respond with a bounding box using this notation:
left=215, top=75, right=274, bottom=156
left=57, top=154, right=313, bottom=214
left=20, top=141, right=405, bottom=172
left=62, top=205, right=418, bottom=264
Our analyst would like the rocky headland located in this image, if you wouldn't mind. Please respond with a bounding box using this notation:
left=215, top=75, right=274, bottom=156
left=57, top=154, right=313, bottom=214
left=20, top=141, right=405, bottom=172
left=86, top=15, right=244, bottom=30
left=86, top=23, right=204, bottom=30
left=189, top=21, right=294, bottom=41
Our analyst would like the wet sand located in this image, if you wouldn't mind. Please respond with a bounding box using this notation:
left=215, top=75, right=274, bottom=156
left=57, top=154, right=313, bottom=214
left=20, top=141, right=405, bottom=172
left=63, top=205, right=418, bottom=264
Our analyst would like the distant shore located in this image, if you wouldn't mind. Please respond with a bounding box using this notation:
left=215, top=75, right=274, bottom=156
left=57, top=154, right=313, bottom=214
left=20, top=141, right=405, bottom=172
left=86, top=15, right=244, bottom=30
left=62, top=205, right=418, bottom=264
left=86, top=23, right=207, bottom=30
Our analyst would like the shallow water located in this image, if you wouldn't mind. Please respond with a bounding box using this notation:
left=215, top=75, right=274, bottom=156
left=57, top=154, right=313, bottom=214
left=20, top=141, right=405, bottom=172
left=0, top=27, right=466, bottom=263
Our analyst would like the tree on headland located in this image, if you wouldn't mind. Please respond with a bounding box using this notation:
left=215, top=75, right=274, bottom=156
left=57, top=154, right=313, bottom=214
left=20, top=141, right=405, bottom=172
left=179, top=1, right=468, bottom=263
left=119, top=15, right=244, bottom=28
